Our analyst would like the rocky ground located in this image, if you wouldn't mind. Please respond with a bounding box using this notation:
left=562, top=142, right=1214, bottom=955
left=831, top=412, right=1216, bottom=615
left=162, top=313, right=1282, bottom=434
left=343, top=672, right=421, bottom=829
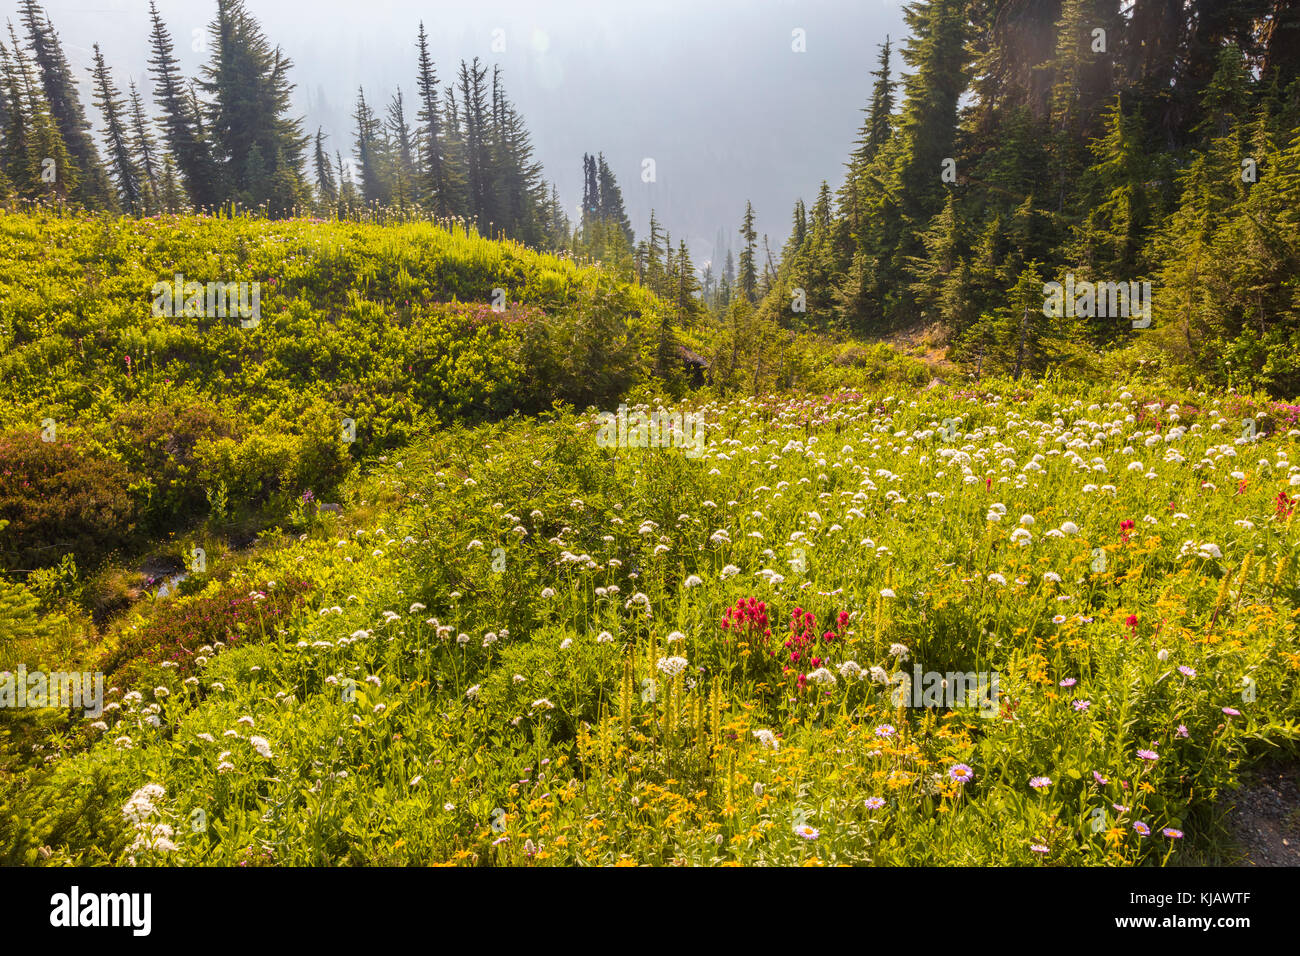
left=1224, top=759, right=1300, bottom=866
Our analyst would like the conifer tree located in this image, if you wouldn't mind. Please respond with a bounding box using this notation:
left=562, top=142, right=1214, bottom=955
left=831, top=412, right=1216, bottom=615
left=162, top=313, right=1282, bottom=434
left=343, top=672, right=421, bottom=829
left=386, top=88, right=416, bottom=209
left=127, top=81, right=160, bottom=210
left=351, top=87, right=389, bottom=206
left=19, top=0, right=114, bottom=207
left=313, top=127, right=336, bottom=205
left=147, top=1, right=219, bottom=208
left=737, top=201, right=758, bottom=302
left=199, top=0, right=307, bottom=214
left=457, top=57, right=493, bottom=232
left=89, top=44, right=141, bottom=212
left=596, top=153, right=634, bottom=244
left=415, top=22, right=455, bottom=218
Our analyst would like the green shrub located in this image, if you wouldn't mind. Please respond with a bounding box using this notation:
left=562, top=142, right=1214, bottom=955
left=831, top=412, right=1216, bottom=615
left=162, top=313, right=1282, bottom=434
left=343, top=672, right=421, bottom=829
left=0, top=432, right=134, bottom=570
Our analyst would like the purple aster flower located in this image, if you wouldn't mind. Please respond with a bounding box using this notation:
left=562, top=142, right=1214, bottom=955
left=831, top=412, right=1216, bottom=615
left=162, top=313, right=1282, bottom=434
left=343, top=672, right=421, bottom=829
left=1176, top=724, right=1189, bottom=738
left=864, top=797, right=886, bottom=810
left=948, top=763, right=975, bottom=784
left=1073, top=699, right=1091, bottom=711
left=1137, top=749, right=1158, bottom=761
left=1093, top=771, right=1109, bottom=785
left=1030, top=844, right=1050, bottom=853
left=1133, top=822, right=1150, bottom=836
left=1113, top=803, right=1129, bottom=813
left=1162, top=828, right=1184, bottom=839
left=1222, top=707, right=1240, bottom=717
left=1030, top=776, right=1052, bottom=790
left=874, top=724, right=896, bottom=739
left=1177, top=665, right=1196, bottom=678
left=1059, top=678, right=1077, bottom=688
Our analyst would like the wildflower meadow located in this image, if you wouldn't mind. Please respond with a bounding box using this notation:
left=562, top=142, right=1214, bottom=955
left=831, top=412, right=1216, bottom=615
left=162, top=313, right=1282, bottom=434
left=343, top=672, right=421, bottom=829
left=5, top=377, right=1299, bottom=866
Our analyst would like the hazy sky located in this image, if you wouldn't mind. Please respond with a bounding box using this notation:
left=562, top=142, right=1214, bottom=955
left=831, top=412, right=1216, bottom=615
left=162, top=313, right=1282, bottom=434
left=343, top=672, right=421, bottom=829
left=32, top=0, right=909, bottom=266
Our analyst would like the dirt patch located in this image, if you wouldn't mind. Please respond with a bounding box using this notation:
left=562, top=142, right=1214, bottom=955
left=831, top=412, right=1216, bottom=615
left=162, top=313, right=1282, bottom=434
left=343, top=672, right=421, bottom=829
left=1223, top=759, right=1300, bottom=866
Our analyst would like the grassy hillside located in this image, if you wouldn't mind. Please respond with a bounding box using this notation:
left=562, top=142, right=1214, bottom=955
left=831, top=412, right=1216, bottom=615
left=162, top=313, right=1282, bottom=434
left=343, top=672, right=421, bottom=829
left=0, top=209, right=672, bottom=568
left=0, top=209, right=927, bottom=573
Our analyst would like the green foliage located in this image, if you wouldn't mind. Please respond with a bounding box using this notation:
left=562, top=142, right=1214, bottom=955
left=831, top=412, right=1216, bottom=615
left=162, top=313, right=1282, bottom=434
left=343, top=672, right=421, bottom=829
left=0, top=431, right=134, bottom=570
left=0, top=209, right=671, bottom=566
left=3, top=383, right=1298, bottom=866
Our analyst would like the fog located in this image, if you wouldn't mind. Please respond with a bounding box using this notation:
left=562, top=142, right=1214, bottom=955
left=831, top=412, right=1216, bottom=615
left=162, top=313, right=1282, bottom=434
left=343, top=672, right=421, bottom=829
left=32, top=0, right=908, bottom=266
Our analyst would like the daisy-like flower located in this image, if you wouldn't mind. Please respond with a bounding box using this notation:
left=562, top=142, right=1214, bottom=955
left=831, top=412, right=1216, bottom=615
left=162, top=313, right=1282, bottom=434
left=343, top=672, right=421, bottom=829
left=1029, top=776, right=1052, bottom=790
left=1176, top=724, right=1189, bottom=738
left=1113, top=803, right=1129, bottom=813
left=1133, top=822, right=1150, bottom=836
left=864, top=797, right=886, bottom=810
left=948, top=764, right=975, bottom=784
left=1073, top=699, right=1090, bottom=711
left=1053, top=614, right=1067, bottom=624
left=1177, top=665, right=1196, bottom=678
left=1092, top=771, right=1108, bottom=785
left=1222, top=707, right=1241, bottom=717
left=1059, top=678, right=1077, bottom=687
left=1137, top=749, right=1158, bottom=761
left=1162, top=828, right=1184, bottom=839
left=1030, top=844, right=1050, bottom=854
left=874, top=724, right=896, bottom=739
left=793, top=824, right=819, bottom=840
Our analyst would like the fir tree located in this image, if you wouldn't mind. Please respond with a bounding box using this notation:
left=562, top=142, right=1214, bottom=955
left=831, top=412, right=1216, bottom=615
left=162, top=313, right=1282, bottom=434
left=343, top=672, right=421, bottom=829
left=147, top=1, right=219, bottom=208
left=737, top=201, right=758, bottom=302
left=415, top=22, right=454, bottom=218
left=313, top=127, right=336, bottom=205
left=89, top=44, right=141, bottom=212
left=19, top=0, right=114, bottom=207
left=127, top=81, right=160, bottom=210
